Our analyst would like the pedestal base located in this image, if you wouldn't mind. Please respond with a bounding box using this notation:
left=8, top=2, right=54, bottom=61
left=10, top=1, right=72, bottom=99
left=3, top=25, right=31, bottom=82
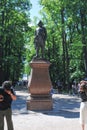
left=27, top=96, right=53, bottom=110
left=27, top=60, right=53, bottom=110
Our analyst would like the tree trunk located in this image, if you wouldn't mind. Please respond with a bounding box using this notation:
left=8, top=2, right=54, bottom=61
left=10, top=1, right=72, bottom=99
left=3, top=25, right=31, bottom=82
left=61, top=8, right=66, bottom=88
left=80, top=9, right=87, bottom=76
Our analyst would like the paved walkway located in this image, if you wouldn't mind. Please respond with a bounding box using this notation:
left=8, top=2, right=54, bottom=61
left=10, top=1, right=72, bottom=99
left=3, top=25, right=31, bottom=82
left=4, top=89, right=87, bottom=130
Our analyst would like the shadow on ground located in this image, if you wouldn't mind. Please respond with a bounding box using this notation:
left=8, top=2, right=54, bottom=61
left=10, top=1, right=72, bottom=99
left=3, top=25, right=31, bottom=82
left=34, top=95, right=80, bottom=118
left=12, top=88, right=80, bottom=119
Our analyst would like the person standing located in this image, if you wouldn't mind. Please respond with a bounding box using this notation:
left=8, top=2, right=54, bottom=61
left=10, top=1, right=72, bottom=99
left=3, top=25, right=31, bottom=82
left=0, top=81, right=17, bottom=130
left=79, top=80, right=87, bottom=130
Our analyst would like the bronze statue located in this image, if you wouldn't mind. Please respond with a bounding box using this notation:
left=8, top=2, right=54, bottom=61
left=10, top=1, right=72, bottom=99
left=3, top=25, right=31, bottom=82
left=34, top=20, right=47, bottom=59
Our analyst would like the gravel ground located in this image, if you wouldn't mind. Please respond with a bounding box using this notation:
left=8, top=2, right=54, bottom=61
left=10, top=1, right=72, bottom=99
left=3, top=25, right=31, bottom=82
left=4, top=89, right=87, bottom=130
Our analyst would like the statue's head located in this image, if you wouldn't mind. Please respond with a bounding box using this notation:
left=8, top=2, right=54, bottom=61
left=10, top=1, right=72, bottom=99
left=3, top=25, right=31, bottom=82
left=37, top=20, right=43, bottom=26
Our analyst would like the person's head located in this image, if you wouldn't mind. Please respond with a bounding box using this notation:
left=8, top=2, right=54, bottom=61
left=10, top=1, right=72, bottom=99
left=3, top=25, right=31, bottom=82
left=2, top=81, right=12, bottom=90
left=79, top=80, right=87, bottom=91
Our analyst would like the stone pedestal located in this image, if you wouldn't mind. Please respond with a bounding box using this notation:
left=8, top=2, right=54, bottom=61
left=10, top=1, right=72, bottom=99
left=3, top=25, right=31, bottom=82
left=27, top=60, right=53, bottom=110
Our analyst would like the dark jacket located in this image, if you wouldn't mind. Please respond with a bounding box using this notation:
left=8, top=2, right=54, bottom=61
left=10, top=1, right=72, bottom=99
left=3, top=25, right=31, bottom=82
left=0, top=88, right=15, bottom=110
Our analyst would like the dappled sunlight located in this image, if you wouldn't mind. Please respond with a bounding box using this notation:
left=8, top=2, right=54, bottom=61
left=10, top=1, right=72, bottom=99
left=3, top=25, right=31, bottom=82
left=12, top=90, right=80, bottom=118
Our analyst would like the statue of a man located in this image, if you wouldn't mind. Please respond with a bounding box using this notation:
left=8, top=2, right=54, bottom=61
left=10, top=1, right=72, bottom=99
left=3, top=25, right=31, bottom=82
left=34, top=20, right=47, bottom=59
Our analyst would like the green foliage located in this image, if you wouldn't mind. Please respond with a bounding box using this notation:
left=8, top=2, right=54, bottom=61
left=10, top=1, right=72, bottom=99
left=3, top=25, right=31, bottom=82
left=0, top=0, right=32, bottom=84
left=38, top=0, right=87, bottom=89
left=1, top=0, right=87, bottom=89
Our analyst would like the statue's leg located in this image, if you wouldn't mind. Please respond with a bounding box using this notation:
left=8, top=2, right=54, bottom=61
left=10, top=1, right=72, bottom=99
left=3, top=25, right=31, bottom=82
left=36, top=48, right=38, bottom=57
left=41, top=43, right=45, bottom=58
left=36, top=46, right=40, bottom=58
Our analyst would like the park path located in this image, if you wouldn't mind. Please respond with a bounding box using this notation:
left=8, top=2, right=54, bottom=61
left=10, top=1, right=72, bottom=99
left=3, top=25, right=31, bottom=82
left=4, top=89, right=87, bottom=130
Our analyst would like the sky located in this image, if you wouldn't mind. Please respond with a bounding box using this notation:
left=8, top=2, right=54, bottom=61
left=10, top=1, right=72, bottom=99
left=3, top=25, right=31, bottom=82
left=30, top=0, right=41, bottom=20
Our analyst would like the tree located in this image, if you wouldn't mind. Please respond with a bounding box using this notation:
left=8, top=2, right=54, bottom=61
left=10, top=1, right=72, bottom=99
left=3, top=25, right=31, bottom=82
left=0, top=0, right=32, bottom=85
left=38, top=0, right=87, bottom=90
